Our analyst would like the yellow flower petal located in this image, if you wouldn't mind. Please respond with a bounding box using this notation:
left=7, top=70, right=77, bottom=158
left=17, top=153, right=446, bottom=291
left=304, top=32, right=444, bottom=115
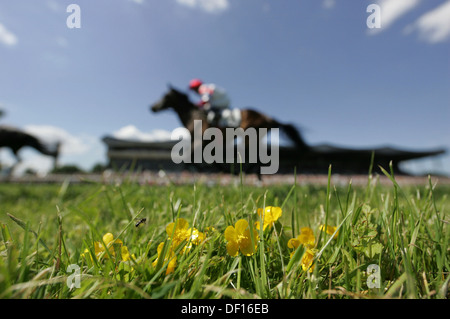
left=269, top=206, right=282, bottom=220
left=226, top=241, right=239, bottom=257
left=301, top=249, right=315, bottom=272
left=224, top=225, right=237, bottom=242
left=94, top=241, right=103, bottom=255
left=189, top=228, right=204, bottom=245
left=102, top=233, right=122, bottom=250
left=166, top=257, right=177, bottom=275
left=287, top=238, right=301, bottom=249
left=153, top=242, right=177, bottom=275
left=235, top=219, right=249, bottom=235
left=299, top=227, right=314, bottom=238
left=156, top=241, right=165, bottom=255
left=121, top=246, right=131, bottom=261
left=175, top=218, right=189, bottom=231
left=257, top=206, right=282, bottom=230
left=166, top=218, right=189, bottom=237
left=239, top=229, right=258, bottom=256
left=320, top=225, right=339, bottom=239
left=103, top=233, right=114, bottom=245
left=224, top=219, right=258, bottom=257
left=298, top=227, right=315, bottom=248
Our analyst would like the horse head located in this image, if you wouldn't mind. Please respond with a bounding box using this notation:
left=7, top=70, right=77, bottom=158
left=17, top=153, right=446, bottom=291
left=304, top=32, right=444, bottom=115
left=150, top=84, right=192, bottom=113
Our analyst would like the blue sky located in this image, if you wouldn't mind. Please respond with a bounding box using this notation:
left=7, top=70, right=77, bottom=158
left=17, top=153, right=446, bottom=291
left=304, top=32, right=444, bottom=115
left=0, top=0, right=449, bottom=176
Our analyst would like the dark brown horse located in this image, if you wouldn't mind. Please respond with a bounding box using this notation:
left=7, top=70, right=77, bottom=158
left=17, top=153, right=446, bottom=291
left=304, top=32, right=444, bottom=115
left=150, top=86, right=309, bottom=177
left=151, top=86, right=309, bottom=150
left=0, top=125, right=60, bottom=173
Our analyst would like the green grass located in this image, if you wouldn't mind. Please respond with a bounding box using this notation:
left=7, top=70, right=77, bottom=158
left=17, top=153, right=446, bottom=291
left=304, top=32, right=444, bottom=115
left=0, top=169, right=448, bottom=299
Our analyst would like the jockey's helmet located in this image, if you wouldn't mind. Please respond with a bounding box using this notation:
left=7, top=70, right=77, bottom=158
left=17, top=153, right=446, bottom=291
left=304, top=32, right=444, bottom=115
left=189, top=79, right=203, bottom=90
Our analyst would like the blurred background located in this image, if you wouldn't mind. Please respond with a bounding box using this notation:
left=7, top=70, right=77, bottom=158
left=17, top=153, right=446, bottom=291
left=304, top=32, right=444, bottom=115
left=0, top=0, right=449, bottom=176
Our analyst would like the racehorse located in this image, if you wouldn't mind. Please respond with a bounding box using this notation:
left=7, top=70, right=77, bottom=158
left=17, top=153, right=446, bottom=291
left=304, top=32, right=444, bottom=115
left=150, top=86, right=309, bottom=177
left=0, top=125, right=60, bottom=173
left=151, top=86, right=309, bottom=149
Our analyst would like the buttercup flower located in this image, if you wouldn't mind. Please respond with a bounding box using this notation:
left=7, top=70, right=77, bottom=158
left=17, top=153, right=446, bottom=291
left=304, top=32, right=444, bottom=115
left=224, top=219, right=259, bottom=257
left=83, top=232, right=134, bottom=262
left=121, top=245, right=133, bottom=262
left=288, top=228, right=317, bottom=272
left=320, top=224, right=339, bottom=239
left=301, top=249, right=316, bottom=272
left=255, top=206, right=282, bottom=231
left=152, top=242, right=177, bottom=275
left=288, top=227, right=316, bottom=253
left=166, top=218, right=204, bottom=251
left=95, top=233, right=122, bottom=259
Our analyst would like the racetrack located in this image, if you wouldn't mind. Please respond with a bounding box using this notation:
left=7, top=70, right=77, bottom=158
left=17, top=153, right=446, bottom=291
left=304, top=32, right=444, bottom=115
left=2, top=171, right=449, bottom=187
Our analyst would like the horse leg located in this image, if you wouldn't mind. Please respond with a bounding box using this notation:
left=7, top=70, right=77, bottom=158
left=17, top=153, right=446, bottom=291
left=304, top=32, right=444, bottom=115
left=253, top=131, right=266, bottom=182
left=52, top=141, right=61, bottom=170
left=240, top=133, right=263, bottom=183
left=8, top=150, right=22, bottom=177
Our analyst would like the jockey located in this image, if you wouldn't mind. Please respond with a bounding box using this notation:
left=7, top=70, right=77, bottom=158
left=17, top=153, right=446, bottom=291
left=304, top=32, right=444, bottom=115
left=189, top=79, right=231, bottom=126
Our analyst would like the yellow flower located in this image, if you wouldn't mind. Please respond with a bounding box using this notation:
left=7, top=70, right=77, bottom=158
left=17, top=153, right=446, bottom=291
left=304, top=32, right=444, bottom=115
left=224, top=219, right=259, bottom=257
left=301, top=249, right=316, bottom=272
left=152, top=242, right=177, bottom=275
left=166, top=218, right=204, bottom=251
left=255, top=206, right=282, bottom=231
left=94, top=233, right=123, bottom=259
left=320, top=225, right=339, bottom=239
left=82, top=233, right=134, bottom=262
left=288, top=227, right=316, bottom=251
left=189, top=228, right=205, bottom=245
left=121, top=245, right=134, bottom=262
left=288, top=228, right=317, bottom=272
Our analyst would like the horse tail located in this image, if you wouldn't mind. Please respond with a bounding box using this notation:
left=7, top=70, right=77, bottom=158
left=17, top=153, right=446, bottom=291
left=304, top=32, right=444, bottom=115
left=275, top=121, right=309, bottom=151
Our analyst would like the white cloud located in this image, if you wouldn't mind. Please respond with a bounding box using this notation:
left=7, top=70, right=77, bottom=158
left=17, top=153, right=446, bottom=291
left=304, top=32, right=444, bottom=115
left=24, top=125, right=91, bottom=155
left=404, top=1, right=450, bottom=43
left=129, top=0, right=145, bottom=4
left=0, top=23, right=18, bottom=47
left=369, top=0, right=421, bottom=34
left=176, top=0, right=229, bottom=13
left=11, top=154, right=54, bottom=176
left=112, top=125, right=173, bottom=142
